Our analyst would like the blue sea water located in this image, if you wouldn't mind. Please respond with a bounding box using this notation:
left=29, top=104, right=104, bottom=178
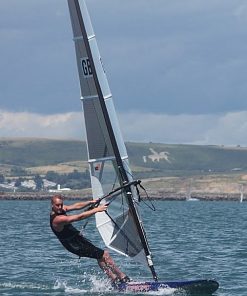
left=0, top=199, right=246, bottom=295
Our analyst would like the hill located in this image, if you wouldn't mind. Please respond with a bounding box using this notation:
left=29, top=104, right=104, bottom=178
left=1, top=138, right=247, bottom=199
left=1, top=138, right=247, bottom=177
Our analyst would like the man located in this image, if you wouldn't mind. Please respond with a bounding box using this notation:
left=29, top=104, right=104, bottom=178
left=50, top=194, right=130, bottom=285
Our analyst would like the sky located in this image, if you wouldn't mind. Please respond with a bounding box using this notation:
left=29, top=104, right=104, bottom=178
left=1, top=0, right=247, bottom=145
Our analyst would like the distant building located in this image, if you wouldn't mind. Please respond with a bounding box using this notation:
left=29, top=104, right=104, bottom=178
left=21, top=180, right=36, bottom=190
left=0, top=182, right=17, bottom=191
left=43, top=179, right=57, bottom=189
left=49, top=184, right=71, bottom=193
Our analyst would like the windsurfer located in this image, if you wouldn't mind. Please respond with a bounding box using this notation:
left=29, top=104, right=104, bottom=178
left=50, top=194, right=130, bottom=285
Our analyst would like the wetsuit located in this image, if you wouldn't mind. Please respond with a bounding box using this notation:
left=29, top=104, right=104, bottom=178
left=50, top=210, right=104, bottom=259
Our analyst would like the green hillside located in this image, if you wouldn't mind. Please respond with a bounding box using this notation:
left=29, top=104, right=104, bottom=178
left=0, top=138, right=87, bottom=166
left=128, top=142, right=247, bottom=176
left=1, top=138, right=247, bottom=178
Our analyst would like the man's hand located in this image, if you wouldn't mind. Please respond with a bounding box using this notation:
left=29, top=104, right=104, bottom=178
left=90, top=199, right=100, bottom=204
left=96, top=204, right=108, bottom=212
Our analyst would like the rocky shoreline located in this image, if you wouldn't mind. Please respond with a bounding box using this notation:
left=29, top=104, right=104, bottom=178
left=1, top=167, right=246, bottom=202
left=0, top=190, right=244, bottom=201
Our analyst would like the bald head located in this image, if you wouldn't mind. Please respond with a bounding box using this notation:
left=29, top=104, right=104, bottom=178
left=51, top=194, right=63, bottom=205
left=51, top=194, right=64, bottom=214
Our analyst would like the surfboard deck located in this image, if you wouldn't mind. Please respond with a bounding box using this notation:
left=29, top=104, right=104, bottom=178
left=115, top=279, right=219, bottom=294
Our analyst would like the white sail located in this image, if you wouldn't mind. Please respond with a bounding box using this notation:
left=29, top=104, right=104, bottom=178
left=67, top=0, right=157, bottom=278
left=240, top=184, right=244, bottom=203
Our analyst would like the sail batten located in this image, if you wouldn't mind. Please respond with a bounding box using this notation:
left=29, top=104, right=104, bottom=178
left=81, top=95, right=99, bottom=100
left=67, top=0, right=158, bottom=281
left=81, top=94, right=113, bottom=101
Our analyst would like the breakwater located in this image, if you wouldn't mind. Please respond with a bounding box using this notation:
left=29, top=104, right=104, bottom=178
left=0, top=190, right=244, bottom=201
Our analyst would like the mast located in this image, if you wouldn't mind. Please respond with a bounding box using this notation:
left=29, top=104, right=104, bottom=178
left=67, top=0, right=158, bottom=281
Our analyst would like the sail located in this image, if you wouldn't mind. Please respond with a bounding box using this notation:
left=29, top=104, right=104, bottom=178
left=67, top=0, right=157, bottom=280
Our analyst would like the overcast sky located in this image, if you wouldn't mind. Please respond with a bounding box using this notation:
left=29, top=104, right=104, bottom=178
left=1, top=0, right=247, bottom=145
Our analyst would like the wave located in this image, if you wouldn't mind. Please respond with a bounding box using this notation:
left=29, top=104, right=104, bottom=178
left=0, top=281, right=52, bottom=292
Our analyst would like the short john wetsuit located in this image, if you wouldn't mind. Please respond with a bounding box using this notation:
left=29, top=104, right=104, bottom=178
left=50, top=211, right=104, bottom=259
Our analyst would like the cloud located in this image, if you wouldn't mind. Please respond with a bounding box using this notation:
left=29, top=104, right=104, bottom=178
left=234, top=3, right=247, bottom=22
left=1, top=109, right=247, bottom=146
left=0, top=110, right=85, bottom=139
left=1, top=0, right=247, bottom=117
left=0, top=1, right=247, bottom=149
left=203, top=111, right=247, bottom=145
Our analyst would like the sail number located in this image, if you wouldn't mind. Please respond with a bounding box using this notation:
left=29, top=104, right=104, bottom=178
left=81, top=57, right=93, bottom=77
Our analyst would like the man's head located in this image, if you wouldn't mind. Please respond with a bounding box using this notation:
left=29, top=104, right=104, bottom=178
left=51, top=194, right=64, bottom=214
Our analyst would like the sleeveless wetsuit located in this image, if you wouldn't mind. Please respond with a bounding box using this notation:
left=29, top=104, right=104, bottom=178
left=50, top=210, right=104, bottom=259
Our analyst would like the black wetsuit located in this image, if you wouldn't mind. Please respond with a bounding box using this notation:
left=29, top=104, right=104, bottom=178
left=50, top=210, right=104, bottom=259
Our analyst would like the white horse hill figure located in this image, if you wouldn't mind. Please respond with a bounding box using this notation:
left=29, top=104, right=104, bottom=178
left=143, top=148, right=171, bottom=163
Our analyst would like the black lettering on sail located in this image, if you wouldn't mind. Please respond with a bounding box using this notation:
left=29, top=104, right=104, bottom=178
left=81, top=57, right=93, bottom=77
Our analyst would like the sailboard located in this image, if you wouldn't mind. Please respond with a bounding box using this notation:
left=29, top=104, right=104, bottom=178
left=66, top=0, right=219, bottom=294
left=116, top=279, right=219, bottom=294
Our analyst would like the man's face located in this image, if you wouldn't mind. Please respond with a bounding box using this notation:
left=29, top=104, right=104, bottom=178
left=52, top=198, right=64, bottom=214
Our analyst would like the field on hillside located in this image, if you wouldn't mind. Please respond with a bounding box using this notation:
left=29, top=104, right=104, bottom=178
left=1, top=138, right=247, bottom=197
left=142, top=173, right=247, bottom=199
left=2, top=138, right=247, bottom=173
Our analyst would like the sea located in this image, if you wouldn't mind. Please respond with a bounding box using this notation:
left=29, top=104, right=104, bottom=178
left=0, top=199, right=246, bottom=296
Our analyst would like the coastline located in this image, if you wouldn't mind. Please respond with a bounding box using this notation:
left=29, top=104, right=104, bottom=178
left=1, top=174, right=245, bottom=201
left=0, top=190, right=244, bottom=201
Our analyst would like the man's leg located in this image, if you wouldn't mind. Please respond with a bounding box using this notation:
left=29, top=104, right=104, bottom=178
left=97, top=250, right=128, bottom=281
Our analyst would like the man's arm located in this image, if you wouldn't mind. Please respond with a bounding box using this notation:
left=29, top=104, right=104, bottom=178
left=53, top=204, right=107, bottom=231
left=64, top=199, right=98, bottom=212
